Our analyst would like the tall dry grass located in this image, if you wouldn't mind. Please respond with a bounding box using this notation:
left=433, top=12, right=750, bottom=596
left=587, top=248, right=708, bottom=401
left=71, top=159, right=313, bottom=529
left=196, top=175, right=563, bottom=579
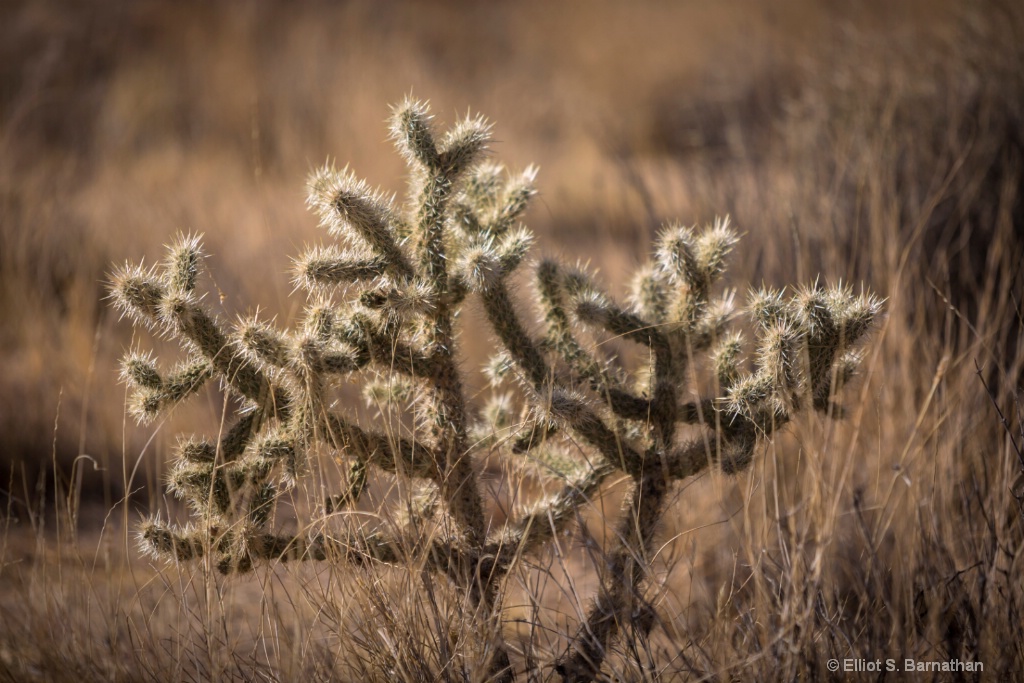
left=2, top=0, right=1022, bottom=680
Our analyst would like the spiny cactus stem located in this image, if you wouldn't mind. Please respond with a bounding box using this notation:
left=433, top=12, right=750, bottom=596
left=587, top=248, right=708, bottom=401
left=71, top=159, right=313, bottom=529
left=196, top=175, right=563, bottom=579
left=598, top=307, right=671, bottom=362
left=366, top=331, right=436, bottom=378
left=488, top=458, right=618, bottom=564
left=537, top=261, right=607, bottom=383
left=303, top=253, right=391, bottom=287
left=217, top=409, right=264, bottom=463
left=575, top=293, right=680, bottom=443
left=425, top=312, right=485, bottom=545
left=408, top=161, right=491, bottom=545
left=447, top=446, right=488, bottom=547
left=556, top=471, right=672, bottom=681
left=267, top=529, right=412, bottom=568
left=538, top=261, right=653, bottom=425
left=259, top=527, right=473, bottom=575
left=333, top=208, right=414, bottom=280
left=480, top=279, right=648, bottom=475
left=418, top=173, right=453, bottom=292
left=171, top=298, right=271, bottom=404
left=679, top=399, right=716, bottom=424
left=480, top=284, right=551, bottom=388
left=650, top=357, right=678, bottom=449
left=568, top=409, right=646, bottom=478
left=325, top=413, right=435, bottom=479
left=511, top=419, right=558, bottom=454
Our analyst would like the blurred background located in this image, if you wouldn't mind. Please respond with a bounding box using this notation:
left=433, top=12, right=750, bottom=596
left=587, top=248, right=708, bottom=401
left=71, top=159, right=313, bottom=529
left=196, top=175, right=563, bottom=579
left=5, top=0, right=1019, bottom=508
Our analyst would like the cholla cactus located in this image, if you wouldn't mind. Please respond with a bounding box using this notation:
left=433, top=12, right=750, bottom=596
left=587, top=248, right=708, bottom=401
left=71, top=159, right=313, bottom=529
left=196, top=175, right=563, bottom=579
left=109, top=98, right=881, bottom=682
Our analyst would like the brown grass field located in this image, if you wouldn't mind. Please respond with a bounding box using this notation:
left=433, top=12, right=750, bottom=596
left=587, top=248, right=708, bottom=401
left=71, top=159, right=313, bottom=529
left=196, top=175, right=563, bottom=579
left=2, top=0, right=1023, bottom=680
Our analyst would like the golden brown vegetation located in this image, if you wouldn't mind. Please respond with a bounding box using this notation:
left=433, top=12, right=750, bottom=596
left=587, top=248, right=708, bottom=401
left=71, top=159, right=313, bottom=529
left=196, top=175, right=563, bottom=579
left=1, top=1, right=1022, bottom=681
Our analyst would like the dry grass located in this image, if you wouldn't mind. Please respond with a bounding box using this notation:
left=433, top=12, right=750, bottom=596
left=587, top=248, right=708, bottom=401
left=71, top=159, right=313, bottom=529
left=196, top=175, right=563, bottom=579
left=2, top=0, right=1023, bottom=680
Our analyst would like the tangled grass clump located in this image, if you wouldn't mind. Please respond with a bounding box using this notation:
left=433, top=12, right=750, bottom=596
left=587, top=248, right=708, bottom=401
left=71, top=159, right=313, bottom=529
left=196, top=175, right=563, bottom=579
left=109, top=98, right=881, bottom=682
